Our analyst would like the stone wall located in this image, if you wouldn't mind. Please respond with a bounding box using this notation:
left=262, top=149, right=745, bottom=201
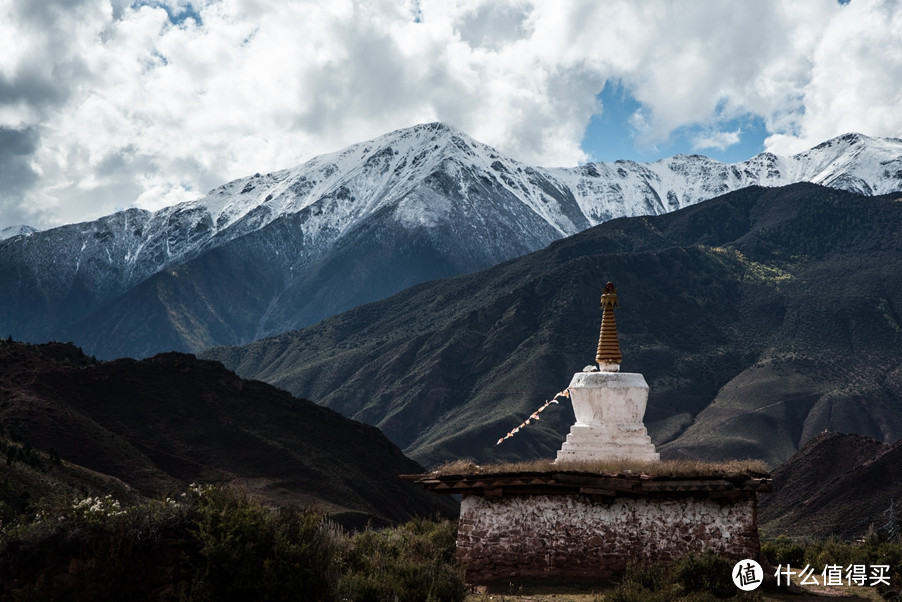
left=457, top=493, right=760, bottom=585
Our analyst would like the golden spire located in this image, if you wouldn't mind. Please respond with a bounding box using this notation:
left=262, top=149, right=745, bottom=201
left=596, top=281, right=622, bottom=369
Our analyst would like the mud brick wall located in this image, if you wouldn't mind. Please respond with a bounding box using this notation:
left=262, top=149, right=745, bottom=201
left=457, top=493, right=760, bottom=585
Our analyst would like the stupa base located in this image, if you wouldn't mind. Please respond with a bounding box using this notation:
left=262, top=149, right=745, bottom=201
left=555, top=424, right=660, bottom=463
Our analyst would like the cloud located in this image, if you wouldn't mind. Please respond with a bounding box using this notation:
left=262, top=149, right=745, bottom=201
left=0, top=126, right=41, bottom=225
left=1, top=0, right=900, bottom=230
left=764, top=0, right=902, bottom=155
left=692, top=129, right=742, bottom=153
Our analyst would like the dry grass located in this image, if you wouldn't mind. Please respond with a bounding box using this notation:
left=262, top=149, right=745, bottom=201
left=430, top=457, right=768, bottom=479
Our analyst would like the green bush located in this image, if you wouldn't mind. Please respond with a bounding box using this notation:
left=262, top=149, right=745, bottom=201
left=618, top=558, right=671, bottom=592
left=801, top=538, right=902, bottom=597
left=803, top=537, right=869, bottom=572
left=335, top=518, right=466, bottom=602
left=0, top=485, right=464, bottom=602
left=607, top=551, right=753, bottom=601
left=177, top=485, right=341, bottom=602
left=606, top=561, right=677, bottom=602
left=672, top=551, right=736, bottom=598
left=760, top=535, right=902, bottom=598
left=0, top=494, right=191, bottom=601
left=605, top=580, right=674, bottom=602
left=761, top=536, right=805, bottom=567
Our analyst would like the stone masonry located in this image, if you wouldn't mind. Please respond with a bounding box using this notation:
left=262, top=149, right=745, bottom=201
left=457, top=492, right=761, bottom=585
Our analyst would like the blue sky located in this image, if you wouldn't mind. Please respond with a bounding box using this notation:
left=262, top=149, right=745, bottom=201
left=1, top=0, right=901, bottom=229
left=583, top=82, right=770, bottom=164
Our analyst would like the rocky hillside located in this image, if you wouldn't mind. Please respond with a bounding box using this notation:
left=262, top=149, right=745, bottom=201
left=760, top=432, right=902, bottom=539
left=205, top=183, right=902, bottom=468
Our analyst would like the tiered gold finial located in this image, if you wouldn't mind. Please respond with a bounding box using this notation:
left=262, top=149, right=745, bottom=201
left=595, top=281, right=622, bottom=370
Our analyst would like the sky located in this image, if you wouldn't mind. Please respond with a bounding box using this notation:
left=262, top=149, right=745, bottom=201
left=1, top=0, right=901, bottom=231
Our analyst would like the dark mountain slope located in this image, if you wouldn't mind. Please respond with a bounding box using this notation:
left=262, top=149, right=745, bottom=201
left=205, top=183, right=902, bottom=468
left=0, top=340, right=456, bottom=525
left=3, top=127, right=900, bottom=361
left=60, top=197, right=525, bottom=360
left=760, top=432, right=902, bottom=539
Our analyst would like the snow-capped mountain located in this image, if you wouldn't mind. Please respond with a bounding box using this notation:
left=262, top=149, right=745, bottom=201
left=1, top=124, right=900, bottom=359
left=546, top=131, right=902, bottom=224
left=0, top=225, right=36, bottom=242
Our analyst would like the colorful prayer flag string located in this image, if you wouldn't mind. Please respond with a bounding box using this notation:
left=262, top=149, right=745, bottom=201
left=495, top=388, right=571, bottom=446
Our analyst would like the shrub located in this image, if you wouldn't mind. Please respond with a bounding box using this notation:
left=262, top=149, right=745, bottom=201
left=0, top=494, right=191, bottom=601
left=761, top=536, right=805, bottom=568
left=803, top=537, right=870, bottom=571
left=177, top=485, right=341, bottom=602
left=0, top=484, right=464, bottom=602
left=335, top=518, right=466, bottom=602
left=605, top=580, right=673, bottom=602
left=801, top=538, right=902, bottom=598
left=760, top=535, right=902, bottom=598
left=606, top=561, right=677, bottom=602
left=671, top=551, right=735, bottom=598
left=607, top=551, right=752, bottom=601
left=620, top=558, right=670, bottom=592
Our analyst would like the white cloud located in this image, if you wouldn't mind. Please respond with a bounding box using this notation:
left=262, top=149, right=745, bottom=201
left=1, top=0, right=901, bottom=229
left=692, top=129, right=742, bottom=153
left=764, top=0, right=902, bottom=155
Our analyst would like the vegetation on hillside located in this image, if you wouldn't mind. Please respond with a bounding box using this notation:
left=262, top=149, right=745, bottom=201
left=0, top=484, right=465, bottom=601
left=761, top=531, right=902, bottom=601
left=3, top=479, right=902, bottom=600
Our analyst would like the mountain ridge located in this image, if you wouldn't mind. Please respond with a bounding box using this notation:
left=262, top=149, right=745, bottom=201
left=204, top=183, right=902, bottom=469
left=2, top=124, right=901, bottom=359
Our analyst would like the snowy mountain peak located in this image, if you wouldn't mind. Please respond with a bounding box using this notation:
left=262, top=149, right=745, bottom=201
left=794, top=132, right=902, bottom=161
left=0, top=225, right=37, bottom=241
left=9, top=124, right=902, bottom=280
left=3, top=124, right=901, bottom=359
left=811, top=132, right=874, bottom=150
left=181, top=126, right=901, bottom=255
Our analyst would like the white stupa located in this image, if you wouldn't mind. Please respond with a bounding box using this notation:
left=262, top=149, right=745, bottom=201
left=556, top=282, right=660, bottom=463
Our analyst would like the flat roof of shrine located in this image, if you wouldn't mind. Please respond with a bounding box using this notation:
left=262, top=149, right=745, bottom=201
left=402, top=459, right=771, bottom=501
